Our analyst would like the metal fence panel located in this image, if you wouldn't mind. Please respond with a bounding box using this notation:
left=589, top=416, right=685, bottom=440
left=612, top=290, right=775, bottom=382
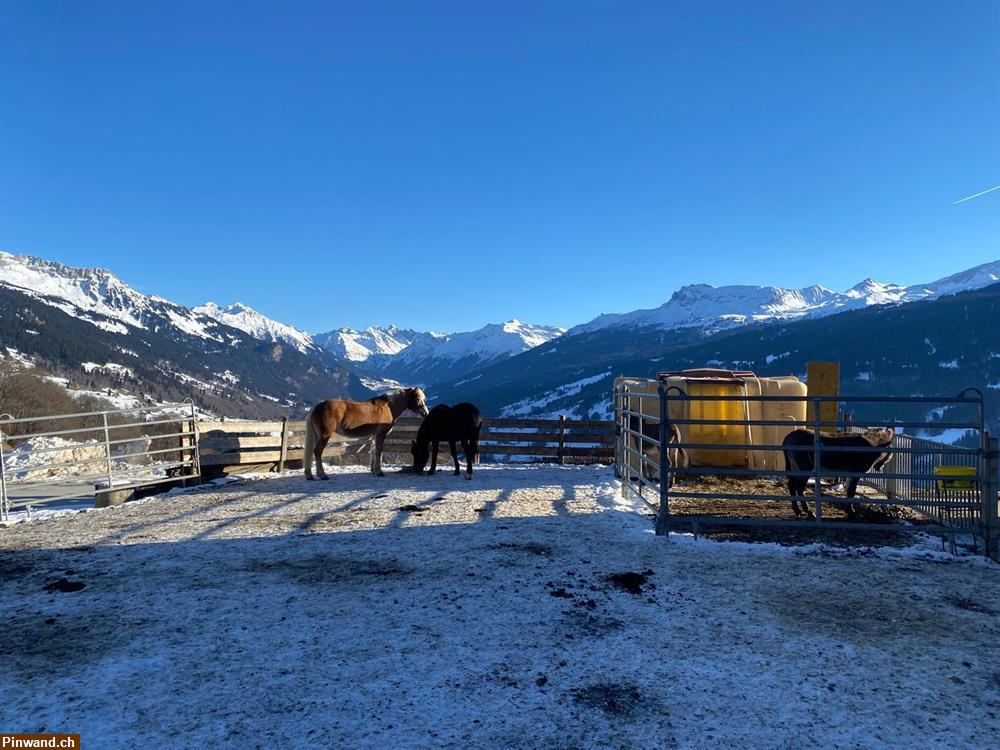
left=614, top=379, right=998, bottom=557
left=0, top=401, right=201, bottom=520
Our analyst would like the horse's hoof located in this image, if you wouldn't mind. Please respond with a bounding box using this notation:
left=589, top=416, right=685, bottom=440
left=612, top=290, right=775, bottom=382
left=305, top=475, right=314, bottom=481
left=453, top=471, right=461, bottom=476
left=375, top=472, right=385, bottom=478
left=320, top=475, right=330, bottom=481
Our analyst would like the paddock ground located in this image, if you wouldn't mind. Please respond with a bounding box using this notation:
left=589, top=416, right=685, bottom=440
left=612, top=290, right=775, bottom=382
left=1, top=464, right=998, bottom=749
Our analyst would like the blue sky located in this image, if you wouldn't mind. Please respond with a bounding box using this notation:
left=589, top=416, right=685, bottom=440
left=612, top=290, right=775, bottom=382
left=1, top=1, right=998, bottom=333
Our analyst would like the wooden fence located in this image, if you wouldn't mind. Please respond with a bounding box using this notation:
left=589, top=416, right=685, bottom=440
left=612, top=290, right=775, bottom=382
left=197, top=416, right=615, bottom=476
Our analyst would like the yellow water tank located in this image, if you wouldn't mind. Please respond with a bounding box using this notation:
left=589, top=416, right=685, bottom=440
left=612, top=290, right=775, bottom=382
left=616, top=369, right=807, bottom=471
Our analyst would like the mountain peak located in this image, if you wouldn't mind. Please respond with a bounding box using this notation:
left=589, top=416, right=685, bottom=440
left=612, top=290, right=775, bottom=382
left=849, top=277, right=887, bottom=293
left=192, top=301, right=316, bottom=352
left=314, top=325, right=425, bottom=362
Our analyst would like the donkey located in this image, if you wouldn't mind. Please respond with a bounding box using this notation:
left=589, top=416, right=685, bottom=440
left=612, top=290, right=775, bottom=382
left=411, top=402, right=483, bottom=479
left=303, top=387, right=429, bottom=480
left=782, top=427, right=894, bottom=518
left=627, top=416, right=689, bottom=488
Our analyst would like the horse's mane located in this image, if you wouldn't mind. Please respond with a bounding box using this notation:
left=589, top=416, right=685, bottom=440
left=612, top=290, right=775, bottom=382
left=369, top=388, right=411, bottom=404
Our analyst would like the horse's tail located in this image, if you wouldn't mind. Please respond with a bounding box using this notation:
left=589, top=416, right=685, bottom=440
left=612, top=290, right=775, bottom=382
left=303, top=406, right=318, bottom=475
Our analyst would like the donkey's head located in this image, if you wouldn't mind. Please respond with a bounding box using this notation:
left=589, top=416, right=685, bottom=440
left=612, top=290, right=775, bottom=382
left=867, top=425, right=896, bottom=472
left=407, top=387, right=429, bottom=416
left=864, top=426, right=895, bottom=447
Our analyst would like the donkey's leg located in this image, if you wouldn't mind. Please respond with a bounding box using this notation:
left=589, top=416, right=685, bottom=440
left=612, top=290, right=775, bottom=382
left=373, top=432, right=386, bottom=477
left=800, top=483, right=816, bottom=520
left=790, top=480, right=810, bottom=517
left=315, top=436, right=331, bottom=480
left=791, top=490, right=802, bottom=517
left=450, top=441, right=460, bottom=475
left=430, top=442, right=439, bottom=473
left=461, top=439, right=472, bottom=479
left=845, top=477, right=861, bottom=518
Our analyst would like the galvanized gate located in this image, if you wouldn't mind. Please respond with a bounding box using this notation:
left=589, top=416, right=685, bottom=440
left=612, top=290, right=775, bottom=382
left=614, top=379, right=999, bottom=557
left=0, top=402, right=201, bottom=521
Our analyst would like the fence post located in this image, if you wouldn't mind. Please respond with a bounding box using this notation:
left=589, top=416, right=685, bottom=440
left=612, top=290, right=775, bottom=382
left=175, top=417, right=188, bottom=485
left=885, top=431, right=898, bottom=501
left=982, top=432, right=998, bottom=561
left=619, top=385, right=630, bottom=496
left=655, top=383, right=670, bottom=536
left=101, top=411, right=115, bottom=493
left=0, top=422, right=8, bottom=523
left=813, top=398, right=822, bottom=523
left=613, top=384, right=621, bottom=478
left=277, top=417, right=290, bottom=473
left=558, top=415, right=566, bottom=465
left=190, top=403, right=202, bottom=483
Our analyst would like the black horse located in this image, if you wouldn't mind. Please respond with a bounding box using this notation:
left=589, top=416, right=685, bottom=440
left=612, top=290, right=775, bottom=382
left=411, top=403, right=483, bottom=479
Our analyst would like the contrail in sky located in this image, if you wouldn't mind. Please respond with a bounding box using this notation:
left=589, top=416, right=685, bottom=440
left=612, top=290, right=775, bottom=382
left=953, top=184, right=1000, bottom=204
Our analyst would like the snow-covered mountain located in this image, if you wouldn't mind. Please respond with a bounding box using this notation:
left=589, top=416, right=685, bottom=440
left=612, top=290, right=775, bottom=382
left=434, top=280, right=1000, bottom=432
left=574, top=260, right=1000, bottom=335
left=313, top=325, right=439, bottom=364
left=392, top=320, right=564, bottom=365
left=0, top=251, right=231, bottom=341
left=6, top=247, right=999, bottom=424
left=193, top=302, right=318, bottom=353
left=312, top=320, right=566, bottom=386
left=0, top=251, right=565, bottom=404
left=375, top=320, right=565, bottom=386
left=0, top=251, right=370, bottom=417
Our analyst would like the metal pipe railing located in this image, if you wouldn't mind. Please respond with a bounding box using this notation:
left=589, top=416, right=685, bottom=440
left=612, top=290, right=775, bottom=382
left=0, top=402, right=201, bottom=519
left=614, top=380, right=995, bottom=555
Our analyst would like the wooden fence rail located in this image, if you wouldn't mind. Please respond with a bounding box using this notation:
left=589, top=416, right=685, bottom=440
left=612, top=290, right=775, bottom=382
left=197, top=416, right=615, bottom=475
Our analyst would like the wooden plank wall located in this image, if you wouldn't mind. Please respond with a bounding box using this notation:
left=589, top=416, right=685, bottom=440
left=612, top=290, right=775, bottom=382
left=197, top=416, right=615, bottom=474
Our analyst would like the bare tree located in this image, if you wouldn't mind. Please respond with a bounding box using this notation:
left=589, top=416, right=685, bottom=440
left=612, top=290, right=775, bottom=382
left=0, top=360, right=99, bottom=441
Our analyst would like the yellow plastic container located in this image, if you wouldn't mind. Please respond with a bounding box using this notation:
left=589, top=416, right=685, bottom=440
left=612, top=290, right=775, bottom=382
left=933, top=466, right=977, bottom=491
left=615, top=370, right=807, bottom=471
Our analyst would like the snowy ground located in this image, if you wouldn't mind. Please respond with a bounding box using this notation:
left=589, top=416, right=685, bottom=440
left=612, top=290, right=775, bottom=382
left=1, top=465, right=998, bottom=749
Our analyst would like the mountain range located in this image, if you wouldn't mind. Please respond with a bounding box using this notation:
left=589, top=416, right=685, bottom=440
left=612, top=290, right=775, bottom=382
left=1, top=250, right=998, bottom=436
left=0, top=252, right=564, bottom=416
left=573, top=262, right=1000, bottom=334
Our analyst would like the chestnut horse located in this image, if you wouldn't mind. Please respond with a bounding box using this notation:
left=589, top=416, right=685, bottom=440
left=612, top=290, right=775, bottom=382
left=303, top=387, right=429, bottom=480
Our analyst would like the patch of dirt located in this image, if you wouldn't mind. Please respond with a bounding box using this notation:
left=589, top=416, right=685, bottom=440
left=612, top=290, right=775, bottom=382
left=0, top=552, right=59, bottom=587
left=658, top=475, right=924, bottom=548
left=769, top=585, right=956, bottom=643
left=0, top=611, right=128, bottom=682
left=570, top=683, right=645, bottom=717
left=606, top=570, right=654, bottom=596
left=44, top=578, right=86, bottom=593
left=397, top=505, right=429, bottom=513
left=246, top=554, right=413, bottom=585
